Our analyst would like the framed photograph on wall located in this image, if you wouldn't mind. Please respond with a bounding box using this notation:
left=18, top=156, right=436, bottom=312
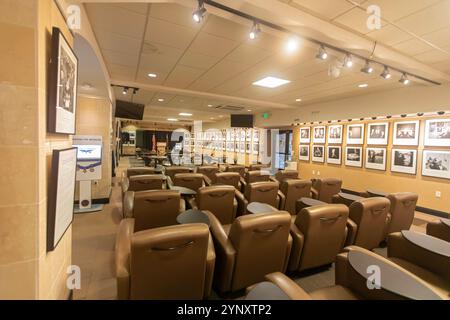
left=299, top=145, right=310, bottom=161
left=327, top=146, right=342, bottom=165
left=299, top=127, right=311, bottom=143
left=345, top=147, right=363, bottom=168
left=328, top=125, right=343, bottom=144
left=367, top=122, right=389, bottom=145
left=391, top=149, right=417, bottom=175
left=393, top=121, right=420, bottom=146
left=47, top=148, right=77, bottom=252
left=312, top=145, right=325, bottom=163
left=48, top=27, right=78, bottom=135
left=424, top=119, right=450, bottom=146
left=365, top=147, right=387, bottom=171
left=347, top=124, right=364, bottom=145
left=422, top=150, right=450, bottom=179
left=313, top=126, right=326, bottom=144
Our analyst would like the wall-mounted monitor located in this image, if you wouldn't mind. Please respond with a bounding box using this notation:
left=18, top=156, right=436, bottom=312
left=115, top=100, right=145, bottom=120
left=74, top=145, right=102, bottom=161
left=231, top=114, right=254, bottom=128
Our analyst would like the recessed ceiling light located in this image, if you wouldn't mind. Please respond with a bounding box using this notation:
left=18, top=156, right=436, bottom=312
left=219, top=115, right=223, bottom=118
left=210, top=117, right=215, bottom=120
left=167, top=118, right=178, bottom=122
left=358, top=83, right=368, bottom=88
left=295, top=98, right=302, bottom=102
left=247, top=109, right=252, bottom=112
left=253, top=76, right=290, bottom=88
left=179, top=113, right=192, bottom=116
left=148, top=73, right=157, bottom=78
left=158, top=98, right=165, bottom=102
left=207, top=104, right=213, bottom=107
left=285, top=37, right=300, bottom=54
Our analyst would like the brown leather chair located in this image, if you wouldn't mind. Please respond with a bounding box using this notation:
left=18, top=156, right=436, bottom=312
left=172, top=173, right=205, bottom=192
left=289, top=204, right=349, bottom=272
left=126, top=175, right=166, bottom=192
left=214, top=172, right=242, bottom=190
left=243, top=181, right=285, bottom=211
left=347, top=197, right=391, bottom=250
left=427, top=219, right=450, bottom=242
left=207, top=211, right=292, bottom=293
left=385, top=192, right=418, bottom=235
left=189, top=186, right=245, bottom=224
left=275, top=170, right=299, bottom=184
left=280, top=179, right=312, bottom=215
left=311, top=178, right=342, bottom=203
left=242, top=170, right=271, bottom=192
left=225, top=165, right=246, bottom=178
left=123, top=190, right=185, bottom=231
left=248, top=164, right=267, bottom=171
left=127, top=167, right=156, bottom=177
left=387, top=231, right=450, bottom=298
left=115, top=219, right=215, bottom=299
left=164, top=166, right=191, bottom=181
left=197, top=165, right=219, bottom=185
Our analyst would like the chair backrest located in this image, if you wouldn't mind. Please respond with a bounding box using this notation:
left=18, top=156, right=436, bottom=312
left=197, top=185, right=236, bottom=224
left=173, top=173, right=204, bottom=192
left=245, top=181, right=279, bottom=207
left=128, top=175, right=165, bottom=192
left=130, top=224, right=209, bottom=299
left=245, top=170, right=271, bottom=184
left=280, top=179, right=312, bottom=215
left=249, top=164, right=266, bottom=171
left=349, top=197, right=390, bottom=249
left=214, top=172, right=241, bottom=189
left=133, top=190, right=181, bottom=231
left=315, top=178, right=342, bottom=203
left=295, top=204, right=349, bottom=271
left=386, top=192, right=418, bottom=234
left=197, top=166, right=219, bottom=182
left=228, top=212, right=291, bottom=291
left=226, top=165, right=246, bottom=178
left=275, top=170, right=299, bottom=183
left=165, top=166, right=191, bottom=180
left=127, top=167, right=156, bottom=177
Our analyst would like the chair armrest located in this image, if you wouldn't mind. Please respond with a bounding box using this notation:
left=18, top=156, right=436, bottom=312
left=203, top=210, right=236, bottom=293
left=235, top=189, right=246, bottom=216
left=240, top=177, right=247, bottom=193
left=269, top=176, right=278, bottom=183
left=123, top=191, right=134, bottom=218
left=264, top=272, right=312, bottom=300
left=277, top=190, right=286, bottom=210
left=283, top=234, right=293, bottom=273
left=179, top=198, right=186, bottom=213
left=345, top=218, right=358, bottom=247
left=166, top=176, right=174, bottom=188
left=288, top=223, right=305, bottom=271
left=115, top=218, right=135, bottom=300
left=204, top=233, right=216, bottom=299
left=204, top=175, right=212, bottom=186
left=311, top=187, right=319, bottom=199
left=187, top=197, right=197, bottom=210
left=383, top=212, right=392, bottom=239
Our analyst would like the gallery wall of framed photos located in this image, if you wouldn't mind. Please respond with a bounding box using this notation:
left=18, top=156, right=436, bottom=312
left=294, top=113, right=450, bottom=214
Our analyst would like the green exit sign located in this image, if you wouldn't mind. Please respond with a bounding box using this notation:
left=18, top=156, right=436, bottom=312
left=263, top=112, right=269, bottom=119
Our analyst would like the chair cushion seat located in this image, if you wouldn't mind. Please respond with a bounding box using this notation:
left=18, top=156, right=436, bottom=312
left=310, top=285, right=361, bottom=300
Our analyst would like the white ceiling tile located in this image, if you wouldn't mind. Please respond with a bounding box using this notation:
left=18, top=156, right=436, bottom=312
left=94, top=29, right=142, bottom=55
left=393, top=38, right=434, bottom=56
left=366, top=24, right=413, bottom=45
left=367, top=0, right=440, bottom=21
left=290, top=0, right=356, bottom=20
left=145, top=17, right=199, bottom=50
left=224, top=44, right=273, bottom=65
left=149, top=2, right=201, bottom=29
left=178, top=52, right=221, bottom=70
left=188, top=32, right=240, bottom=58
left=333, top=7, right=387, bottom=35
left=164, top=65, right=205, bottom=88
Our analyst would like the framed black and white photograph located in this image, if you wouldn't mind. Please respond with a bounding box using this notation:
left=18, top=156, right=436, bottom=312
left=424, top=119, right=450, bottom=146
left=422, top=150, right=450, bottom=179
left=367, top=122, right=389, bottom=145
left=347, top=124, right=364, bottom=145
left=365, top=147, right=387, bottom=171
left=313, top=126, right=326, bottom=144
left=47, top=148, right=77, bottom=251
left=312, top=145, right=325, bottom=163
left=391, top=149, right=417, bottom=175
left=345, top=147, right=363, bottom=168
left=48, top=27, right=78, bottom=135
left=327, top=146, right=342, bottom=165
left=299, top=145, right=310, bottom=161
left=393, top=121, right=420, bottom=146
left=299, top=127, right=311, bottom=143
left=328, top=125, right=343, bottom=144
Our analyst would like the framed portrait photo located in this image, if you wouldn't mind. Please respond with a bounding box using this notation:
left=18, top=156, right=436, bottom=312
left=312, top=145, right=325, bottom=163
left=391, top=149, right=417, bottom=175
left=299, top=145, right=310, bottom=161
left=424, top=119, right=450, bottom=146
left=365, top=147, right=387, bottom=171
left=313, top=126, right=326, bottom=144
left=345, top=147, right=363, bottom=168
left=367, top=122, right=389, bottom=145
left=393, top=121, right=419, bottom=146
left=299, top=127, right=311, bottom=143
left=422, top=150, right=450, bottom=179
left=328, top=125, right=343, bottom=144
left=48, top=27, right=78, bottom=135
left=327, top=146, right=342, bottom=165
left=347, top=124, right=364, bottom=145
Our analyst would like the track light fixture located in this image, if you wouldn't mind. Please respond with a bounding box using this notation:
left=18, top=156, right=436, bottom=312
left=193, top=0, right=206, bottom=23
left=361, top=60, right=374, bottom=74
left=343, top=54, right=353, bottom=68
left=316, top=45, right=328, bottom=60
left=249, top=21, right=261, bottom=40
left=399, top=73, right=410, bottom=85
left=380, top=66, right=392, bottom=79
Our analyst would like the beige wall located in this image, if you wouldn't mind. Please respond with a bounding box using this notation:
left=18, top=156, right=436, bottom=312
left=75, top=96, right=112, bottom=200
